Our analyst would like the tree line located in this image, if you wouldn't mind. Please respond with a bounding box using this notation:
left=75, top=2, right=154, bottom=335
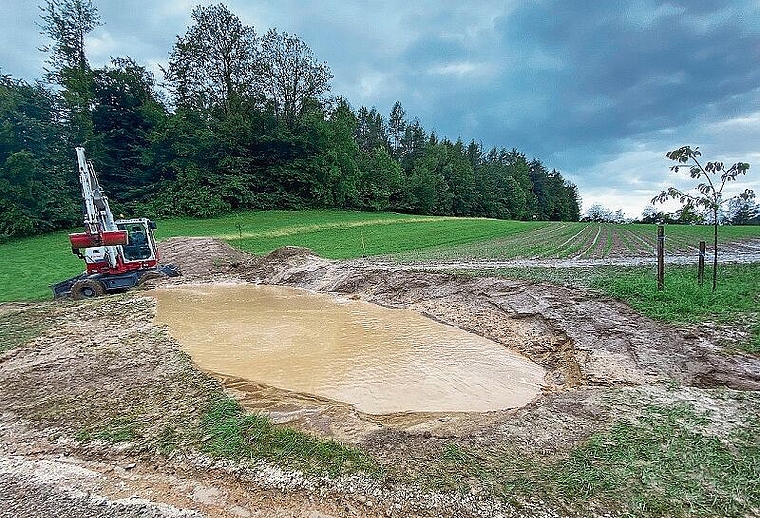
left=581, top=199, right=759, bottom=225
left=0, top=1, right=581, bottom=240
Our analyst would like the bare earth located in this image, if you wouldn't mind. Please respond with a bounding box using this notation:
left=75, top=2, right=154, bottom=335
left=1, top=237, right=758, bottom=517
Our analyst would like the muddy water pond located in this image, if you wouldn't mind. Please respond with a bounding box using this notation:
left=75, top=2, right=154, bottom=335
left=152, top=284, right=545, bottom=414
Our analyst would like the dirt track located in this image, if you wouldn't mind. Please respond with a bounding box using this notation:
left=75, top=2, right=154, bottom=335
left=1, top=237, right=759, bottom=517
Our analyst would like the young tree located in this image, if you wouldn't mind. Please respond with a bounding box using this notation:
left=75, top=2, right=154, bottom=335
left=652, top=146, right=754, bottom=291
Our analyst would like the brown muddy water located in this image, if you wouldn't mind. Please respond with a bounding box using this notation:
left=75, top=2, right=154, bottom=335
left=152, top=284, right=545, bottom=415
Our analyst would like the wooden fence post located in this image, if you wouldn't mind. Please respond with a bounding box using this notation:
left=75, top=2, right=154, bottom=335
left=657, top=225, right=665, bottom=291
left=698, top=241, right=706, bottom=286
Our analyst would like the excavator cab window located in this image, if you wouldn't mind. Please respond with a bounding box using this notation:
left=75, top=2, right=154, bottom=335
left=119, top=223, right=153, bottom=261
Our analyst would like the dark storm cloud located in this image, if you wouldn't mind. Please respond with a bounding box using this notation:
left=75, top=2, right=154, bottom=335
left=484, top=0, right=760, bottom=153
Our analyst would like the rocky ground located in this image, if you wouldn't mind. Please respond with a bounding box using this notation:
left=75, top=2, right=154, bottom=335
left=1, top=237, right=758, bottom=517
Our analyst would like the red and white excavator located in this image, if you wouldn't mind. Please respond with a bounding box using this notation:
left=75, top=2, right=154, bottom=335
left=52, top=147, right=180, bottom=299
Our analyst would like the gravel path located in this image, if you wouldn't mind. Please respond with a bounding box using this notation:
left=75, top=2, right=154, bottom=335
left=0, top=455, right=200, bottom=518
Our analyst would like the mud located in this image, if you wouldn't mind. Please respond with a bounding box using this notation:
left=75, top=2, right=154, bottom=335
left=199, top=243, right=757, bottom=392
left=155, top=238, right=760, bottom=437
left=152, top=284, right=545, bottom=415
left=2, top=236, right=759, bottom=517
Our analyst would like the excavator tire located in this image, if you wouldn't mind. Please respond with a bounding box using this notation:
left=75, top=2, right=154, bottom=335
left=137, top=270, right=166, bottom=286
left=71, top=278, right=105, bottom=300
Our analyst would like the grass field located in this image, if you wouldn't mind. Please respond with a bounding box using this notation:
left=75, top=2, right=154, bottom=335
left=394, top=220, right=760, bottom=261
left=1, top=210, right=759, bottom=351
left=155, top=210, right=549, bottom=258
left=0, top=210, right=549, bottom=301
left=155, top=210, right=760, bottom=260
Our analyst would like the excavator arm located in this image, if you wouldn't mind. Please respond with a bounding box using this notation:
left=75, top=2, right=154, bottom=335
left=68, top=147, right=127, bottom=268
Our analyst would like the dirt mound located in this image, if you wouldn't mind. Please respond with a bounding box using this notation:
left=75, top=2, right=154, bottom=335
left=264, top=246, right=317, bottom=261
left=158, top=237, right=251, bottom=279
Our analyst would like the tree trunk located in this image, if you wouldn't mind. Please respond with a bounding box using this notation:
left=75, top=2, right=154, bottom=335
left=712, top=208, right=718, bottom=292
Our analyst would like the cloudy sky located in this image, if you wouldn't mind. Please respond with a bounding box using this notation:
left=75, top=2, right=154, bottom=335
left=1, top=0, right=758, bottom=218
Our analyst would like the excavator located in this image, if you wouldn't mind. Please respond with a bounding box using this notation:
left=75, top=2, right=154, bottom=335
left=52, top=147, right=180, bottom=299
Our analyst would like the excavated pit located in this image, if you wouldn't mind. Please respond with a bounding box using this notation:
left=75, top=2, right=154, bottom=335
left=2, top=237, right=760, bottom=517
left=147, top=237, right=760, bottom=441
left=151, top=283, right=546, bottom=415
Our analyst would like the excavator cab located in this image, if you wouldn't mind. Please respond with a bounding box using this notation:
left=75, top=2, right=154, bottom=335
left=117, top=220, right=156, bottom=262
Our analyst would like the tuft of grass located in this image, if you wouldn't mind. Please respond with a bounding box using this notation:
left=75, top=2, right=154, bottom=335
left=201, top=396, right=380, bottom=478
left=76, top=417, right=140, bottom=443
left=157, top=425, right=178, bottom=454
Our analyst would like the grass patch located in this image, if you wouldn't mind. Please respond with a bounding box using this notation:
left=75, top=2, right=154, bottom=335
left=0, top=232, right=84, bottom=301
left=591, top=264, right=760, bottom=353
left=201, top=396, right=380, bottom=478
left=76, top=417, right=140, bottom=443
left=548, top=403, right=760, bottom=517
left=0, top=211, right=541, bottom=301
left=414, top=400, right=760, bottom=517
left=0, top=305, right=54, bottom=352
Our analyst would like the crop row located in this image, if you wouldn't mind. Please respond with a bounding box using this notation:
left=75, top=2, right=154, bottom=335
left=397, top=222, right=760, bottom=262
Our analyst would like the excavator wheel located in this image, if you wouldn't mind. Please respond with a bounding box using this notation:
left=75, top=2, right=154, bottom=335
left=137, top=270, right=166, bottom=287
left=71, top=278, right=105, bottom=300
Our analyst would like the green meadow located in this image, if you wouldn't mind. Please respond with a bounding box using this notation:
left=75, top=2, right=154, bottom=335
left=1, top=210, right=759, bottom=351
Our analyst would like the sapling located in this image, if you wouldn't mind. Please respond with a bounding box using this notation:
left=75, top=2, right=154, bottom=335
left=652, top=146, right=753, bottom=291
